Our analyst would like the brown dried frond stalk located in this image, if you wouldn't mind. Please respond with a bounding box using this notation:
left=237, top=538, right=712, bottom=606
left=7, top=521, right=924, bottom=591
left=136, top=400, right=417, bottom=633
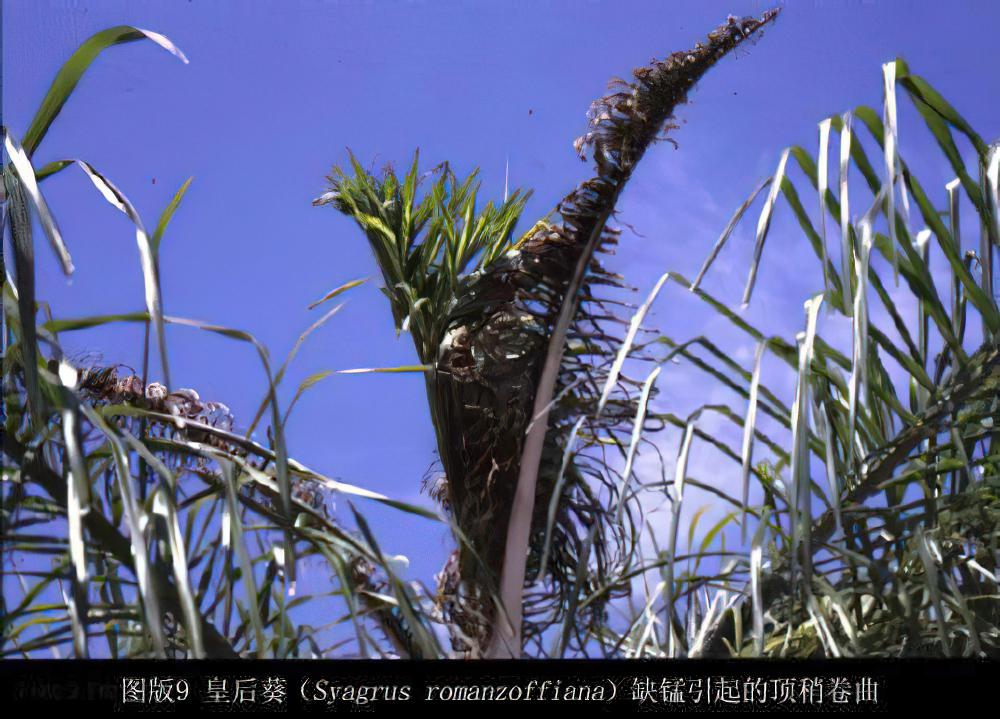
left=433, top=10, right=780, bottom=651
left=77, top=364, right=236, bottom=438
left=67, top=363, right=419, bottom=654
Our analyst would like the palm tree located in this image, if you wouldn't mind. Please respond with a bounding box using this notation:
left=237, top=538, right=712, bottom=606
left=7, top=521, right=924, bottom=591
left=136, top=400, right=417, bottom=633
left=319, top=10, right=783, bottom=656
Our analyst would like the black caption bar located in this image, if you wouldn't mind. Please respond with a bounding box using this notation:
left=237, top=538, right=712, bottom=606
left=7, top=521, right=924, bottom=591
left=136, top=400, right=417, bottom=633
left=0, top=659, right=995, bottom=712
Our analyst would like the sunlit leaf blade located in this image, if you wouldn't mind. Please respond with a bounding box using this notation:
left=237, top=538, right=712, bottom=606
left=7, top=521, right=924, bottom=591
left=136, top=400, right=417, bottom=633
left=789, top=293, right=824, bottom=588
left=247, top=302, right=347, bottom=436
left=740, top=341, right=766, bottom=545
left=817, top=118, right=832, bottom=295
left=336, top=364, right=432, bottom=375
left=946, top=177, right=964, bottom=342
left=987, top=145, right=1000, bottom=241
left=691, top=179, right=771, bottom=292
left=3, top=130, right=73, bottom=273
left=664, top=412, right=700, bottom=657
left=538, top=416, right=586, bottom=578
left=848, top=189, right=885, bottom=464
left=742, top=149, right=789, bottom=307
left=307, top=277, right=368, bottom=310
left=56, top=361, right=91, bottom=657
left=812, top=395, right=842, bottom=537
left=22, top=26, right=188, bottom=157
left=50, top=159, right=172, bottom=389
left=750, top=509, right=769, bottom=655
left=839, top=111, right=854, bottom=305
left=76, top=403, right=167, bottom=656
left=883, top=61, right=901, bottom=282
left=3, top=170, right=44, bottom=425
left=219, top=460, right=266, bottom=657
left=151, top=176, right=194, bottom=255
left=915, top=529, right=951, bottom=657
left=617, top=366, right=660, bottom=524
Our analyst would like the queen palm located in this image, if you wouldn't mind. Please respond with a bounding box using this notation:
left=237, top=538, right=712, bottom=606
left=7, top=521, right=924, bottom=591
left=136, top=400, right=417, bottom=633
left=318, top=11, right=785, bottom=656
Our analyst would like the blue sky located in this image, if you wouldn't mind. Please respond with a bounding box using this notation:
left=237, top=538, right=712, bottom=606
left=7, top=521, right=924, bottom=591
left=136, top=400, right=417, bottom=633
left=5, top=0, right=999, bottom=636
